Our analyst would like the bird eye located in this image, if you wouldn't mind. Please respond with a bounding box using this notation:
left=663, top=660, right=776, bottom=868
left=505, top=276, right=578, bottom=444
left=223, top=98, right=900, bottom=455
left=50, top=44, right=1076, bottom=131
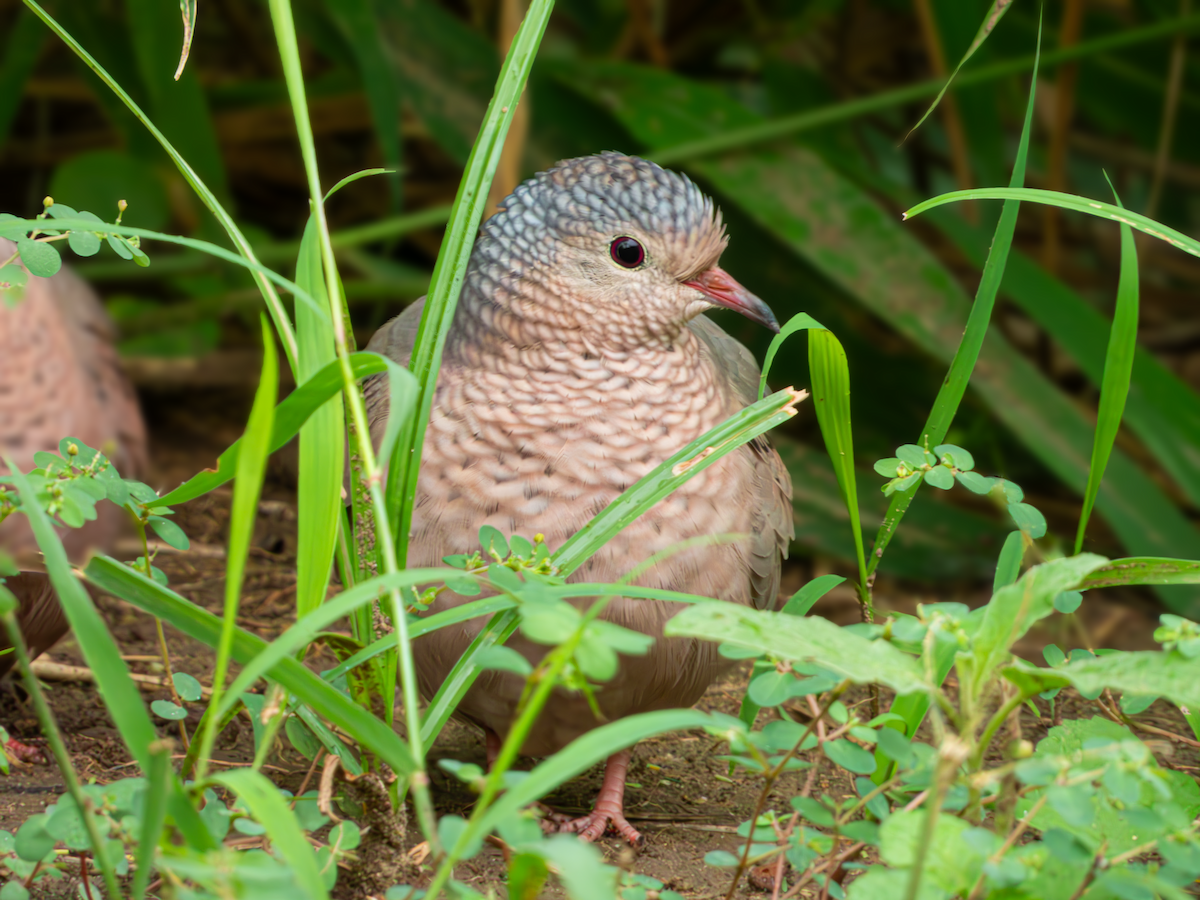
left=610, top=236, right=645, bottom=268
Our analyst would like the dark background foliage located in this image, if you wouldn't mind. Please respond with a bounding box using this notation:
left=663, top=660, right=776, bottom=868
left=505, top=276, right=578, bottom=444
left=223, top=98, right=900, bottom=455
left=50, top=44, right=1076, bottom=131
left=1, top=0, right=1198, bottom=603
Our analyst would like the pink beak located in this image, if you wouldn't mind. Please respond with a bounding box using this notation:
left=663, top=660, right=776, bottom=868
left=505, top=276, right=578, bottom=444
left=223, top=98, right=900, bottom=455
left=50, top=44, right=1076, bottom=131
left=683, top=266, right=780, bottom=333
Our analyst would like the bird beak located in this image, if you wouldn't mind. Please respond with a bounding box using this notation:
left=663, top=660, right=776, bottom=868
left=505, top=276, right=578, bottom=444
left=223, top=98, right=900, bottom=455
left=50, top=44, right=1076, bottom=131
left=683, top=266, right=780, bottom=333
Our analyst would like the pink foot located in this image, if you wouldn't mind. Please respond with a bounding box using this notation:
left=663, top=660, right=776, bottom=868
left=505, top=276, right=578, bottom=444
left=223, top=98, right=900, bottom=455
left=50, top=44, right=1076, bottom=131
left=4, top=737, right=45, bottom=765
left=557, top=749, right=643, bottom=846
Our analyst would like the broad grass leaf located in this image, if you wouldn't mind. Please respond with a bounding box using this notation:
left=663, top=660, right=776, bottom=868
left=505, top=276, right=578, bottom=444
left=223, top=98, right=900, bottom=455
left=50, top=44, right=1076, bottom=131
left=666, top=603, right=925, bottom=694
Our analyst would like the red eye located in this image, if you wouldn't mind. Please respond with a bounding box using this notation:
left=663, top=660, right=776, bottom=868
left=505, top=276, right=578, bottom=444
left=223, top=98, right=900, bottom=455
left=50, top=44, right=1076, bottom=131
left=610, top=236, right=644, bottom=268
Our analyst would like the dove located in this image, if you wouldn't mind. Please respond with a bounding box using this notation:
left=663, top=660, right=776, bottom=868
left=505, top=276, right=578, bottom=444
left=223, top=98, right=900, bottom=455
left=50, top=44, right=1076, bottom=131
left=364, top=153, right=793, bottom=843
left=0, top=238, right=147, bottom=674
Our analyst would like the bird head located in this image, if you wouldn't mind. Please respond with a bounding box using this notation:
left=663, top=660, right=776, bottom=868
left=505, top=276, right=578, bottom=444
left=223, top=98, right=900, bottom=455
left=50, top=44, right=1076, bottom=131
left=477, top=152, right=778, bottom=349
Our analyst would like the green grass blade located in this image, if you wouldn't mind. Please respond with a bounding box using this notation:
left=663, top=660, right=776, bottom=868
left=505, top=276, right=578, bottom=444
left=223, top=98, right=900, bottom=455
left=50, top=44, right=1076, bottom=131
left=809, top=330, right=867, bottom=594
left=21, top=0, right=300, bottom=369
left=993, top=531, right=1025, bottom=593
left=157, top=351, right=386, bottom=506
left=0, top=8, right=44, bottom=146
left=1075, top=183, right=1139, bottom=555
left=553, top=388, right=804, bottom=575
left=763, top=317, right=865, bottom=590
left=1074, top=557, right=1200, bottom=590
left=905, top=188, right=1200, bottom=259
left=906, top=0, right=1015, bottom=138
left=212, top=769, right=329, bottom=900
left=84, top=554, right=418, bottom=775
left=131, top=739, right=171, bottom=900
left=868, top=21, right=1040, bottom=577
left=294, top=218, right=344, bottom=620
left=392, top=0, right=555, bottom=564
left=323, top=595, right=516, bottom=683
left=419, top=610, right=521, bottom=746
left=917, top=206, right=1200, bottom=509
left=195, top=317, right=278, bottom=782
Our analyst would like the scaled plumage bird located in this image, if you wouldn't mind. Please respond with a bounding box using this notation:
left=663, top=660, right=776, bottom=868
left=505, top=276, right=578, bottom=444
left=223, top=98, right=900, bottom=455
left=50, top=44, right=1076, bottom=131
left=0, top=238, right=147, bottom=673
left=365, top=153, right=794, bottom=843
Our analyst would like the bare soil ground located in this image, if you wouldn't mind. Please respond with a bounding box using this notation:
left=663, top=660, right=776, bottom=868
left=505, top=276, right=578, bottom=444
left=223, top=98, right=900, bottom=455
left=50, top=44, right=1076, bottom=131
left=0, top=386, right=1194, bottom=898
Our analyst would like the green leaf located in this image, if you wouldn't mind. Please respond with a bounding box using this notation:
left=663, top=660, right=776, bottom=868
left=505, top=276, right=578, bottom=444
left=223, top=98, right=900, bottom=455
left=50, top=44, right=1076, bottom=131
left=879, top=809, right=984, bottom=897
left=1053, top=591, right=1082, bottom=615
left=293, top=216, right=344, bottom=627
left=923, top=466, right=954, bottom=490
left=1076, top=557, right=1200, bottom=590
left=173, top=672, right=203, bottom=702
left=1005, top=651, right=1200, bottom=710
left=13, top=815, right=53, bottom=863
left=665, top=603, right=925, bottom=694
left=904, top=0, right=1015, bottom=137
left=212, top=769, right=329, bottom=900
left=475, top=645, right=532, bottom=676
left=151, top=700, right=187, bottom=720
left=992, top=530, right=1025, bottom=594
left=807, top=328, right=867, bottom=587
left=973, top=555, right=1108, bottom=691
left=907, top=187, right=1200, bottom=262
left=704, top=850, right=740, bottom=867
left=132, top=741, right=170, bottom=900
left=956, top=471, right=994, bottom=494
left=15, top=238, right=60, bottom=278
left=823, top=739, right=876, bottom=775
left=933, top=444, right=974, bottom=470
left=148, top=515, right=189, bottom=550
left=1007, top=502, right=1047, bottom=539
left=105, top=232, right=133, bottom=260
left=1075, top=181, right=1139, bottom=555
left=781, top=574, right=845, bottom=617
left=66, top=229, right=102, bottom=258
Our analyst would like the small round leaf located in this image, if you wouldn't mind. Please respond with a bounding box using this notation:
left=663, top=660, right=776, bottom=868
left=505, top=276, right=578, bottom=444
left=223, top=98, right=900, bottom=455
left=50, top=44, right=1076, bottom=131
left=67, top=230, right=102, bottom=258
left=823, top=739, right=877, bottom=774
left=15, top=238, right=61, bottom=278
left=922, top=465, right=954, bottom=490
left=934, top=443, right=975, bottom=471
left=1053, top=591, right=1082, bottom=615
left=173, top=672, right=203, bottom=702
left=148, top=515, right=190, bottom=550
left=151, top=700, right=187, bottom=720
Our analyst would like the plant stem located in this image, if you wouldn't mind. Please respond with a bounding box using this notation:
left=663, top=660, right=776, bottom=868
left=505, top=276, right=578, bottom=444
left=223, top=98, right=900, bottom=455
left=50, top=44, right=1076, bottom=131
left=265, top=0, right=442, bottom=848
left=723, top=685, right=849, bottom=900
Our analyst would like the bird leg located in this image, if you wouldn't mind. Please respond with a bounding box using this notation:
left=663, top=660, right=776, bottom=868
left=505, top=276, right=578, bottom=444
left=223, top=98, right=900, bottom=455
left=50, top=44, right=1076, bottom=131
left=484, top=727, right=503, bottom=772
left=558, top=749, right=642, bottom=845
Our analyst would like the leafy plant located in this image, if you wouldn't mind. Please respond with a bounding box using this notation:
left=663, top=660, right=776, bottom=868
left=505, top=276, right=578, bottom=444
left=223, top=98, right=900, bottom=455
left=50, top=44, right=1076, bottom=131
left=0, top=1, right=1198, bottom=899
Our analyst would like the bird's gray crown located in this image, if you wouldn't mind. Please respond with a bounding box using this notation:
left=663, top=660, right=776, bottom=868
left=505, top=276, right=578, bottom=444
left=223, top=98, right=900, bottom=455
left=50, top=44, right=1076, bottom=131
left=483, top=152, right=728, bottom=280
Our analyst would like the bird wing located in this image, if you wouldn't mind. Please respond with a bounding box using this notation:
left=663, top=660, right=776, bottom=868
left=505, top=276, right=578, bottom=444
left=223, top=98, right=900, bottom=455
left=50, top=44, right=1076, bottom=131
left=362, top=297, right=427, bottom=449
left=687, top=314, right=794, bottom=611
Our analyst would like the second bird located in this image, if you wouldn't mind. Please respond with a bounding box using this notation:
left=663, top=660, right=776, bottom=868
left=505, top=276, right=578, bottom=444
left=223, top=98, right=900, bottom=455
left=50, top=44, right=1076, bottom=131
left=364, top=153, right=794, bottom=843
